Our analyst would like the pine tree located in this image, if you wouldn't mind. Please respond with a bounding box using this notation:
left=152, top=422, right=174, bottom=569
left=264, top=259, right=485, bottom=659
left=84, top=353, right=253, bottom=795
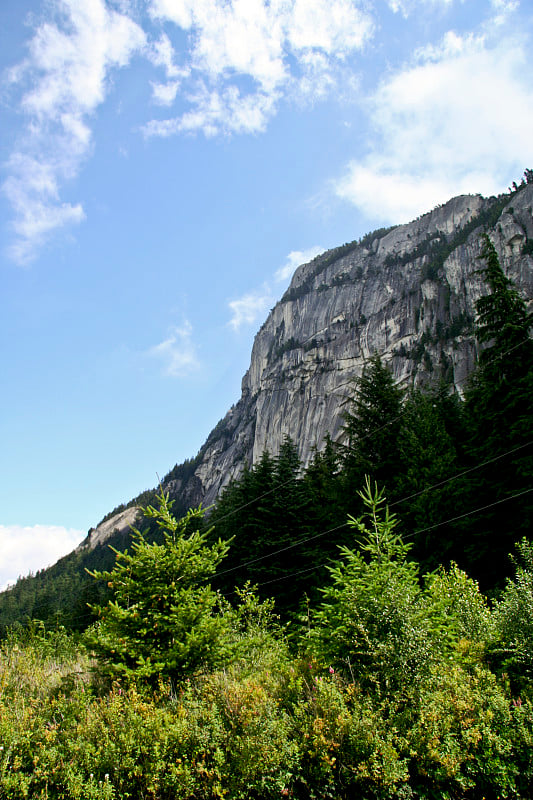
left=87, top=491, right=232, bottom=684
left=461, top=235, right=533, bottom=585
left=308, top=479, right=440, bottom=696
left=340, top=355, right=405, bottom=511
left=394, top=389, right=460, bottom=572
left=473, top=234, right=532, bottom=391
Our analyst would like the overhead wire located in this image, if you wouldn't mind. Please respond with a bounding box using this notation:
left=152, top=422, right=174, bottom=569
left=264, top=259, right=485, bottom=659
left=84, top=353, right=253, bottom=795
left=6, top=334, right=532, bottom=622
left=210, top=438, right=533, bottom=585
left=4, top=273, right=531, bottom=622
left=228, top=485, right=533, bottom=597
left=8, top=441, right=533, bottom=621
left=210, top=334, right=533, bottom=528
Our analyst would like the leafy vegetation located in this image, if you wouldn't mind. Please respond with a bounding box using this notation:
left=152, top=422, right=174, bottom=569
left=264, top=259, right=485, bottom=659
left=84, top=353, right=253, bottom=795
left=1, top=212, right=532, bottom=796
left=1, top=488, right=533, bottom=799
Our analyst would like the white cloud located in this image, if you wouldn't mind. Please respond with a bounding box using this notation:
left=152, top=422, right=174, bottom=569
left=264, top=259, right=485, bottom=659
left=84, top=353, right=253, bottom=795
left=490, top=0, right=519, bottom=26
left=228, top=286, right=274, bottom=331
left=387, top=0, right=454, bottom=16
left=147, top=32, right=189, bottom=104
left=334, top=31, right=533, bottom=222
left=287, top=0, right=372, bottom=53
left=3, top=153, right=86, bottom=263
left=146, top=0, right=373, bottom=137
left=0, top=524, right=84, bottom=592
left=151, top=79, right=182, bottom=105
left=3, top=0, right=146, bottom=262
left=147, top=321, right=201, bottom=376
left=145, top=82, right=279, bottom=137
left=275, top=246, right=325, bottom=282
left=147, top=32, right=185, bottom=79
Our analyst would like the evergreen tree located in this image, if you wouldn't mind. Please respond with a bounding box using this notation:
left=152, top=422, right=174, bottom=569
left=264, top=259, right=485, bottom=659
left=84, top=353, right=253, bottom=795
left=228, top=438, right=309, bottom=613
left=210, top=461, right=256, bottom=591
left=308, top=479, right=441, bottom=696
left=301, top=437, right=348, bottom=603
left=340, top=355, right=405, bottom=511
left=88, top=491, right=232, bottom=684
left=394, top=388, right=461, bottom=572
left=462, top=235, right=533, bottom=585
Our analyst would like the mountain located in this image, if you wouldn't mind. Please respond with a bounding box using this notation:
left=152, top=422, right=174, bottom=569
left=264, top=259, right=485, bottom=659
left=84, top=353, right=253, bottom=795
left=1, top=180, right=532, bottom=632
left=78, top=183, right=533, bottom=552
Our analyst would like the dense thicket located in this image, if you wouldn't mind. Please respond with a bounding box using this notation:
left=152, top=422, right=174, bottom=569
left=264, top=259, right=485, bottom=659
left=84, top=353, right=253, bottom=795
left=1, top=227, right=532, bottom=631
left=2, top=485, right=533, bottom=799
left=210, top=234, right=532, bottom=610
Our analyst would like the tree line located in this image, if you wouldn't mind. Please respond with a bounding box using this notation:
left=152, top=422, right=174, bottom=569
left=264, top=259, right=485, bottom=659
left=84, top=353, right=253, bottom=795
left=0, top=235, right=531, bottom=634
left=210, top=237, right=533, bottom=615
left=0, top=234, right=532, bottom=798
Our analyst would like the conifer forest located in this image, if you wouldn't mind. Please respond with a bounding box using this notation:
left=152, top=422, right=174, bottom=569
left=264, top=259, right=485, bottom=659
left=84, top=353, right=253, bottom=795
left=1, top=234, right=532, bottom=799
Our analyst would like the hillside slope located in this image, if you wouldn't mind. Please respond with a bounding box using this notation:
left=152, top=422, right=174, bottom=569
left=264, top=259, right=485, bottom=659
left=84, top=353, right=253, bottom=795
left=4, top=183, right=533, bottom=602
left=154, top=186, right=533, bottom=514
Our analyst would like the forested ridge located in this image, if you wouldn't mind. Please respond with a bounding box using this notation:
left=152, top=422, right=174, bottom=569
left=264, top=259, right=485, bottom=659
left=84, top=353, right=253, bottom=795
left=0, top=231, right=532, bottom=799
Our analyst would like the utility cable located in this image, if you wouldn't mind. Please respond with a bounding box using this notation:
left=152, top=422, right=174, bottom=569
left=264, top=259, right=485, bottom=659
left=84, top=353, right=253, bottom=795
left=5, top=338, right=531, bottom=621
left=209, top=334, right=532, bottom=528
left=208, top=439, right=533, bottom=584
left=228, top=485, right=533, bottom=595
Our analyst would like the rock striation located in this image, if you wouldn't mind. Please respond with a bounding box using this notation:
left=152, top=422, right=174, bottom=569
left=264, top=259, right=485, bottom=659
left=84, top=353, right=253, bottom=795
left=85, top=185, right=533, bottom=548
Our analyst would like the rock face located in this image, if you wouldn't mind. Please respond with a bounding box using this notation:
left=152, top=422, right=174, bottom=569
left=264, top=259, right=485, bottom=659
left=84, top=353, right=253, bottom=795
left=77, top=506, right=140, bottom=552
left=88, top=185, right=533, bottom=545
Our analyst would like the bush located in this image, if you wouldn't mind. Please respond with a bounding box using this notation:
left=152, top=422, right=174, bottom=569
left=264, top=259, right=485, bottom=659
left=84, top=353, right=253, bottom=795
left=408, top=661, right=521, bottom=798
left=308, top=480, right=441, bottom=696
left=491, top=538, right=533, bottom=691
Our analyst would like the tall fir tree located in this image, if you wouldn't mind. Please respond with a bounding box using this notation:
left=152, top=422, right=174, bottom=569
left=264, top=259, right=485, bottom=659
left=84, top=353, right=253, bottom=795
left=462, top=235, right=533, bottom=586
left=340, top=355, right=405, bottom=513
left=394, top=388, right=460, bottom=572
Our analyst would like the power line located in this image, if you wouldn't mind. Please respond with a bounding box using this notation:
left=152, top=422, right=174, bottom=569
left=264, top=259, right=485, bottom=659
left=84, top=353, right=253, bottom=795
left=214, top=522, right=349, bottom=579
left=3, top=331, right=531, bottom=621
left=404, top=486, right=533, bottom=542
left=230, top=486, right=533, bottom=595
left=210, top=439, right=533, bottom=584
left=8, top=475, right=533, bottom=621
left=389, top=439, right=533, bottom=510
left=210, top=335, right=532, bottom=529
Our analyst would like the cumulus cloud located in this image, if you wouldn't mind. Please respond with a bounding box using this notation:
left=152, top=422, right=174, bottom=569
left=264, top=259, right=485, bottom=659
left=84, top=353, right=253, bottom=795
left=275, top=246, right=325, bottom=283
left=147, top=32, right=190, bottom=105
left=228, top=286, right=274, bottom=331
left=0, top=524, right=84, bottom=591
left=3, top=0, right=146, bottom=262
left=147, top=321, right=201, bottom=377
left=144, top=82, right=279, bottom=137
left=145, top=0, right=373, bottom=137
left=387, top=0, right=454, bottom=17
left=334, top=30, right=533, bottom=223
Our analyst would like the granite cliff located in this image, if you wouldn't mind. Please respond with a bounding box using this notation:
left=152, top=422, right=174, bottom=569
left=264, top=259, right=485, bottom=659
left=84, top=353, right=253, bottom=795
left=82, top=184, right=533, bottom=550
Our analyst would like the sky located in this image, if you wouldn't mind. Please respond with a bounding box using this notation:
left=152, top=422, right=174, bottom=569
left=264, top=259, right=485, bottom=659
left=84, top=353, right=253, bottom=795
left=1, top=0, right=533, bottom=591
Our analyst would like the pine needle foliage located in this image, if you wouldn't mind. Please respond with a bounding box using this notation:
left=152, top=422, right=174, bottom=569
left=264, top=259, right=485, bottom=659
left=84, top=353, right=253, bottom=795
left=87, top=491, right=232, bottom=684
left=309, top=479, right=440, bottom=697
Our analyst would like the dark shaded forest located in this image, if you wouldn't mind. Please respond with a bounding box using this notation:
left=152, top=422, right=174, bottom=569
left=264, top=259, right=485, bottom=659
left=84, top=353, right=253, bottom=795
left=0, top=232, right=532, bottom=799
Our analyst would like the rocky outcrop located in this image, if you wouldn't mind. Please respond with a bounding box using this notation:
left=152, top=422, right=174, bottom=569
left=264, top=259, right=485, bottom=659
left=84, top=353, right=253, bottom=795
left=90, top=185, right=533, bottom=545
left=77, top=506, right=140, bottom=552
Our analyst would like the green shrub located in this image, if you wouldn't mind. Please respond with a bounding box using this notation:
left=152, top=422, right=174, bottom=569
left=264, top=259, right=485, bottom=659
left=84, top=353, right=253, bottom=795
left=308, top=480, right=441, bottom=697
left=408, top=661, right=521, bottom=798
left=491, top=538, right=533, bottom=691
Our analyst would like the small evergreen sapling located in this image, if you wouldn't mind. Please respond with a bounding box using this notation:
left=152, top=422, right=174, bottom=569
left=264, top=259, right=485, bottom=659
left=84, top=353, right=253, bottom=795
left=309, top=478, right=440, bottom=696
left=87, top=490, right=232, bottom=683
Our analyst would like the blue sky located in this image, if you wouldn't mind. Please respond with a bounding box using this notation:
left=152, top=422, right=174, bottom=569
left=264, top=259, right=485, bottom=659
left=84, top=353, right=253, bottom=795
left=1, top=0, right=533, bottom=589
